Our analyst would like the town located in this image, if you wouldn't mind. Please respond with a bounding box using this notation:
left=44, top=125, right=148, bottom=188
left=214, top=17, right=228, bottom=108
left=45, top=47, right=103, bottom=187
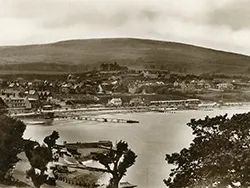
left=2, top=1, right=250, bottom=188
left=1, top=62, right=250, bottom=115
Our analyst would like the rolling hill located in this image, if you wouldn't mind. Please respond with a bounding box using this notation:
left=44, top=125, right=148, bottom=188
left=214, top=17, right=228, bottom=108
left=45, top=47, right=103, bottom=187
left=0, top=38, right=250, bottom=75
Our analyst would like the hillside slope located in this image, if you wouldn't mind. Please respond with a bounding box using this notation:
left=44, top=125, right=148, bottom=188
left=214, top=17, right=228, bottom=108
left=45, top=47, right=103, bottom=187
left=0, top=38, right=250, bottom=75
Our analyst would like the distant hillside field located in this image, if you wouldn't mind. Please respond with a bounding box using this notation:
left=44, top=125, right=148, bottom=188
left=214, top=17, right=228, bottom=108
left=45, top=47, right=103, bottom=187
left=1, top=38, right=250, bottom=75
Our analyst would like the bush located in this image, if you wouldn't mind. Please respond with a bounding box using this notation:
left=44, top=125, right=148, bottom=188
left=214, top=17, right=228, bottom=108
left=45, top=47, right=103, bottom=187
left=0, top=115, right=26, bottom=181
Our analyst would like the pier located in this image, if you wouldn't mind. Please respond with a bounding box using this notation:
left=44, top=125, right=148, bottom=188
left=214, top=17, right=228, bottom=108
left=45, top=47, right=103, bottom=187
left=56, top=115, right=139, bottom=124
left=11, top=109, right=140, bottom=124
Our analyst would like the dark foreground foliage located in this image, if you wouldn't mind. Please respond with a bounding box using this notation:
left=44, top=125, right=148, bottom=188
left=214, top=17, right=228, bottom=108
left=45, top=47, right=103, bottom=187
left=24, top=131, right=59, bottom=188
left=94, top=140, right=137, bottom=188
left=0, top=115, right=26, bottom=182
left=165, top=112, right=250, bottom=187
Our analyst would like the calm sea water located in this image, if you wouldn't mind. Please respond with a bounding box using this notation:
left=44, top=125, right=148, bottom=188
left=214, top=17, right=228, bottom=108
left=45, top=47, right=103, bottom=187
left=23, top=107, right=250, bottom=188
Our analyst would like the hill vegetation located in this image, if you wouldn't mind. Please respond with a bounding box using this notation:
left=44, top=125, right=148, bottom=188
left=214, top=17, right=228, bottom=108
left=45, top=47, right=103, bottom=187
left=1, top=38, right=250, bottom=75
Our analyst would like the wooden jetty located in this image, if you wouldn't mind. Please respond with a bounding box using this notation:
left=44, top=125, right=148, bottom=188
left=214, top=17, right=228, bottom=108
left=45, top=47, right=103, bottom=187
left=56, top=115, right=139, bottom=124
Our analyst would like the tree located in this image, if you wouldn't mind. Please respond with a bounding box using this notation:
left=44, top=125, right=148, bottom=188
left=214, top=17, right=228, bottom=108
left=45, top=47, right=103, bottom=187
left=0, top=97, right=7, bottom=115
left=93, top=141, right=137, bottom=188
left=24, top=131, right=60, bottom=188
left=43, top=130, right=60, bottom=148
left=0, top=115, right=26, bottom=182
left=100, top=63, right=109, bottom=71
left=165, top=112, right=250, bottom=188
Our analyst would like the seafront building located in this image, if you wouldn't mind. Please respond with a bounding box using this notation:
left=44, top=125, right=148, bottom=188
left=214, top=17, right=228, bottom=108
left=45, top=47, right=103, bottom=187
left=150, top=99, right=201, bottom=108
left=3, top=96, right=31, bottom=109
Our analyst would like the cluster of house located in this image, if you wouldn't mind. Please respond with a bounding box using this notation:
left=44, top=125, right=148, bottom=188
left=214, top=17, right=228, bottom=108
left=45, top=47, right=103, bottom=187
left=127, top=80, right=165, bottom=94
left=98, top=79, right=166, bottom=95
left=173, top=79, right=235, bottom=93
left=0, top=88, right=53, bottom=113
left=0, top=73, right=149, bottom=113
left=107, top=97, right=145, bottom=107
left=1, top=68, right=250, bottom=113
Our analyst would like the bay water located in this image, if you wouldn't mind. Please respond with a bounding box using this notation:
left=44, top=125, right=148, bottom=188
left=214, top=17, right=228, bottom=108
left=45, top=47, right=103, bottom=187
left=23, top=107, right=250, bottom=188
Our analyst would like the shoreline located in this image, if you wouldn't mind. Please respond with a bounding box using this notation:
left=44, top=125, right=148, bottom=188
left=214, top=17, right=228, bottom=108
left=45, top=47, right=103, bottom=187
left=57, top=105, right=250, bottom=115
left=12, top=104, right=250, bottom=120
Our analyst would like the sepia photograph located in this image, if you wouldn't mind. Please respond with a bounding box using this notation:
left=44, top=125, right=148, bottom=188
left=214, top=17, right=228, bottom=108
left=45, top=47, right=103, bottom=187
left=1, top=0, right=250, bottom=188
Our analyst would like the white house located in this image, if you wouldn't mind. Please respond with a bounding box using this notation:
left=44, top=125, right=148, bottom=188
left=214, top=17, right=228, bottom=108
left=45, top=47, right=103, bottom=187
left=216, top=83, right=234, bottom=91
left=108, top=98, right=122, bottom=106
left=3, top=96, right=32, bottom=109
left=128, top=84, right=138, bottom=94
left=173, top=81, right=179, bottom=87
left=180, top=81, right=196, bottom=93
left=129, top=97, right=144, bottom=106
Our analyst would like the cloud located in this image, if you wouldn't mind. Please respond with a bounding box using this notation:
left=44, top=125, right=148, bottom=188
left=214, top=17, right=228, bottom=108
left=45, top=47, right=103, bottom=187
left=208, top=0, right=250, bottom=31
left=0, top=0, right=250, bottom=55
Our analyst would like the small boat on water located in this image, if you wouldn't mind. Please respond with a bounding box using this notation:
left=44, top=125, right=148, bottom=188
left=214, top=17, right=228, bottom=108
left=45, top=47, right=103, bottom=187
left=126, top=120, right=139, bottom=123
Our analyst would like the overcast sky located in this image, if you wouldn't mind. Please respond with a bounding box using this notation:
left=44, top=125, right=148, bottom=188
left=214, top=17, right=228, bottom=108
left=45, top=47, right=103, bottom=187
left=1, top=0, right=250, bottom=55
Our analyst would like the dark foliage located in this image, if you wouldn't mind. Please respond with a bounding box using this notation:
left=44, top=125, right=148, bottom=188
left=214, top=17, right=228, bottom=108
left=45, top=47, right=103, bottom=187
left=94, top=140, right=137, bottom=188
left=25, top=143, right=52, bottom=172
left=100, top=62, right=128, bottom=72
left=0, top=115, right=26, bottom=181
left=26, top=168, right=47, bottom=188
left=43, top=130, right=60, bottom=148
left=0, top=97, right=8, bottom=115
left=24, top=131, right=59, bottom=188
left=165, top=112, right=250, bottom=187
left=24, top=141, right=52, bottom=188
